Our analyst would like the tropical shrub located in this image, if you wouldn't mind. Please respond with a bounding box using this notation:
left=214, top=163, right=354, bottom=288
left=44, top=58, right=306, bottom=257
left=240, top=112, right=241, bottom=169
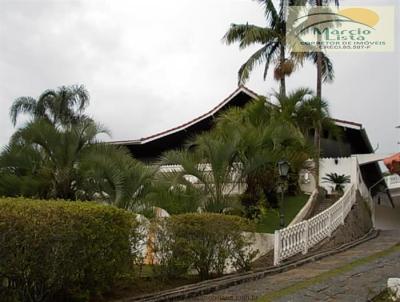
left=153, top=213, right=257, bottom=280
left=0, top=198, right=141, bottom=302
left=322, top=172, right=351, bottom=193
left=161, top=132, right=242, bottom=213
left=2, top=85, right=156, bottom=210
left=145, top=178, right=204, bottom=215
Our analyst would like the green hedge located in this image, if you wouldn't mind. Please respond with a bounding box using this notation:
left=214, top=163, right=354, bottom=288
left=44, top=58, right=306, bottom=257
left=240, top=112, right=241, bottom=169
left=0, top=198, right=140, bottom=302
left=154, top=213, right=257, bottom=280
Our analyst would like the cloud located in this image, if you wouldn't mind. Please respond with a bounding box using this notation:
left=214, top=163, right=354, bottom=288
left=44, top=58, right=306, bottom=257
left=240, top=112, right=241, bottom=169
left=0, top=0, right=399, bottom=155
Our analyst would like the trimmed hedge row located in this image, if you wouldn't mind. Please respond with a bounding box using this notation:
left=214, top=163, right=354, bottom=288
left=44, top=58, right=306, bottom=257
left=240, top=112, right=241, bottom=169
left=153, top=213, right=257, bottom=280
left=0, top=198, right=140, bottom=302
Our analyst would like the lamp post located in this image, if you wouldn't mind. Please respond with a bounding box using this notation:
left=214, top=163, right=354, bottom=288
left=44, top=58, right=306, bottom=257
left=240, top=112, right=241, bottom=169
left=277, top=160, right=290, bottom=228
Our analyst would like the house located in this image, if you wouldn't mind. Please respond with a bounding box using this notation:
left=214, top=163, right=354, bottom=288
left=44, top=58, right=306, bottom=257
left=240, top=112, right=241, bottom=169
left=110, top=86, right=384, bottom=196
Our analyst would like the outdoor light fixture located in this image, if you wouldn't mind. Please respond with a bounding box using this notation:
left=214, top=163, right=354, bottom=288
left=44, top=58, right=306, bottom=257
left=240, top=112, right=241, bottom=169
left=277, top=160, right=289, bottom=228
left=277, top=160, right=290, bottom=178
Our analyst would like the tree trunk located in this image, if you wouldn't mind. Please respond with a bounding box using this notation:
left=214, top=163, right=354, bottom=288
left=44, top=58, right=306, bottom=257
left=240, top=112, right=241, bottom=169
left=316, top=52, right=322, bottom=99
left=314, top=127, right=321, bottom=187
left=279, top=44, right=286, bottom=96
left=316, top=0, right=323, bottom=98
left=315, top=0, right=323, bottom=188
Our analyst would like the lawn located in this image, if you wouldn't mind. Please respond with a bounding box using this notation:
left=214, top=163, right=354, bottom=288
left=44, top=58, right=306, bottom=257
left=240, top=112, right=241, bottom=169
left=255, top=193, right=309, bottom=233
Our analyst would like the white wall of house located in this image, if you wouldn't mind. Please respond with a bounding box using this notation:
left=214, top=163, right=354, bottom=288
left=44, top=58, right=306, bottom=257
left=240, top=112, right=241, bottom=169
left=299, top=157, right=357, bottom=194
left=319, top=157, right=354, bottom=193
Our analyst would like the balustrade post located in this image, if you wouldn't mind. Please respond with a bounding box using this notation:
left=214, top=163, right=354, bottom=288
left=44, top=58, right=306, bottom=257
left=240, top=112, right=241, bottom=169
left=273, top=230, right=281, bottom=266
left=327, top=210, right=332, bottom=237
left=341, top=199, right=345, bottom=224
left=302, top=221, right=309, bottom=254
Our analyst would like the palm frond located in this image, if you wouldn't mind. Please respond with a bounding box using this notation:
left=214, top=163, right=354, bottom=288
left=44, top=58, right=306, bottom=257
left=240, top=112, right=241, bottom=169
left=223, top=24, right=277, bottom=49
left=9, top=97, right=37, bottom=126
left=238, top=44, right=271, bottom=85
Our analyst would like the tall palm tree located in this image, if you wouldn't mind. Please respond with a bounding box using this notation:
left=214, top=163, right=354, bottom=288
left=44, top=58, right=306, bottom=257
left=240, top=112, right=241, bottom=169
left=10, top=85, right=90, bottom=127
left=223, top=0, right=297, bottom=96
left=223, top=0, right=335, bottom=97
left=310, top=0, right=340, bottom=98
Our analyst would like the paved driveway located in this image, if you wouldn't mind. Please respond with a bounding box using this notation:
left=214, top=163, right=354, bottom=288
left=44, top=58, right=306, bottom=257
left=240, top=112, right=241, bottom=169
left=375, top=195, right=400, bottom=230
left=182, top=230, right=400, bottom=302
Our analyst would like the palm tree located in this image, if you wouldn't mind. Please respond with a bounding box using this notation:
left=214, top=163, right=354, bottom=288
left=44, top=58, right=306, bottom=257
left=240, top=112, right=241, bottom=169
left=161, top=133, right=241, bottom=213
left=310, top=0, right=340, bottom=98
left=223, top=0, right=297, bottom=96
left=215, top=97, right=314, bottom=213
left=298, top=95, right=338, bottom=186
left=322, top=172, right=350, bottom=193
left=7, top=117, right=108, bottom=199
left=78, top=144, right=157, bottom=211
left=223, top=0, right=335, bottom=97
left=145, top=172, right=205, bottom=215
left=3, top=86, right=158, bottom=211
left=271, top=88, right=339, bottom=187
left=1, top=118, right=157, bottom=207
left=0, top=142, right=51, bottom=197
left=10, top=85, right=90, bottom=127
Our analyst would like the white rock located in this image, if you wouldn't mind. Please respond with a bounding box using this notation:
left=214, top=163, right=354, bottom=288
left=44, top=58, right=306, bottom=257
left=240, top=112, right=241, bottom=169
left=387, top=278, right=400, bottom=301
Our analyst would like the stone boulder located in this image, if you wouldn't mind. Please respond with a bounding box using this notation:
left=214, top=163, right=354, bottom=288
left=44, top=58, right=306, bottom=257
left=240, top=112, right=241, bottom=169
left=388, top=278, right=400, bottom=301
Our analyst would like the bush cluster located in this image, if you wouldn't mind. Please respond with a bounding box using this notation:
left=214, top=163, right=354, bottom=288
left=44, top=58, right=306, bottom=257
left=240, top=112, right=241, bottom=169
left=153, top=213, right=257, bottom=280
left=0, top=198, right=140, bottom=302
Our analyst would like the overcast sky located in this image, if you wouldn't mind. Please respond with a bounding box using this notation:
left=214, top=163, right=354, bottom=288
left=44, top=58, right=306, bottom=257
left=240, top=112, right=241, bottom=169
left=0, top=0, right=399, bottom=155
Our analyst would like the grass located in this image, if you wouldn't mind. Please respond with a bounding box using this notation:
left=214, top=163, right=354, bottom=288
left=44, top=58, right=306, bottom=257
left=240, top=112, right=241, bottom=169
left=255, top=193, right=309, bottom=233
left=256, top=243, right=400, bottom=302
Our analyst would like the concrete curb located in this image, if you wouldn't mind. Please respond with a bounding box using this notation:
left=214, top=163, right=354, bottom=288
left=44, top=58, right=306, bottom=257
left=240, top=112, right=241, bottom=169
left=114, top=229, right=379, bottom=302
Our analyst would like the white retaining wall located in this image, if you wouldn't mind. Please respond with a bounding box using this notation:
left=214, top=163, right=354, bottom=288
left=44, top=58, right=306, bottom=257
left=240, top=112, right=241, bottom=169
left=289, top=189, right=318, bottom=226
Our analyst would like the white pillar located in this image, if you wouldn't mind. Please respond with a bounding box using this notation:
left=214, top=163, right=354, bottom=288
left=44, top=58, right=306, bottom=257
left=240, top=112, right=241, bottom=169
left=273, top=230, right=281, bottom=266
left=351, top=155, right=359, bottom=190
left=302, top=221, right=309, bottom=254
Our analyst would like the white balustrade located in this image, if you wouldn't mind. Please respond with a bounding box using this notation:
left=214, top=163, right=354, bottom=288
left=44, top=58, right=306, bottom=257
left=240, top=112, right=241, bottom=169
left=274, top=185, right=356, bottom=266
